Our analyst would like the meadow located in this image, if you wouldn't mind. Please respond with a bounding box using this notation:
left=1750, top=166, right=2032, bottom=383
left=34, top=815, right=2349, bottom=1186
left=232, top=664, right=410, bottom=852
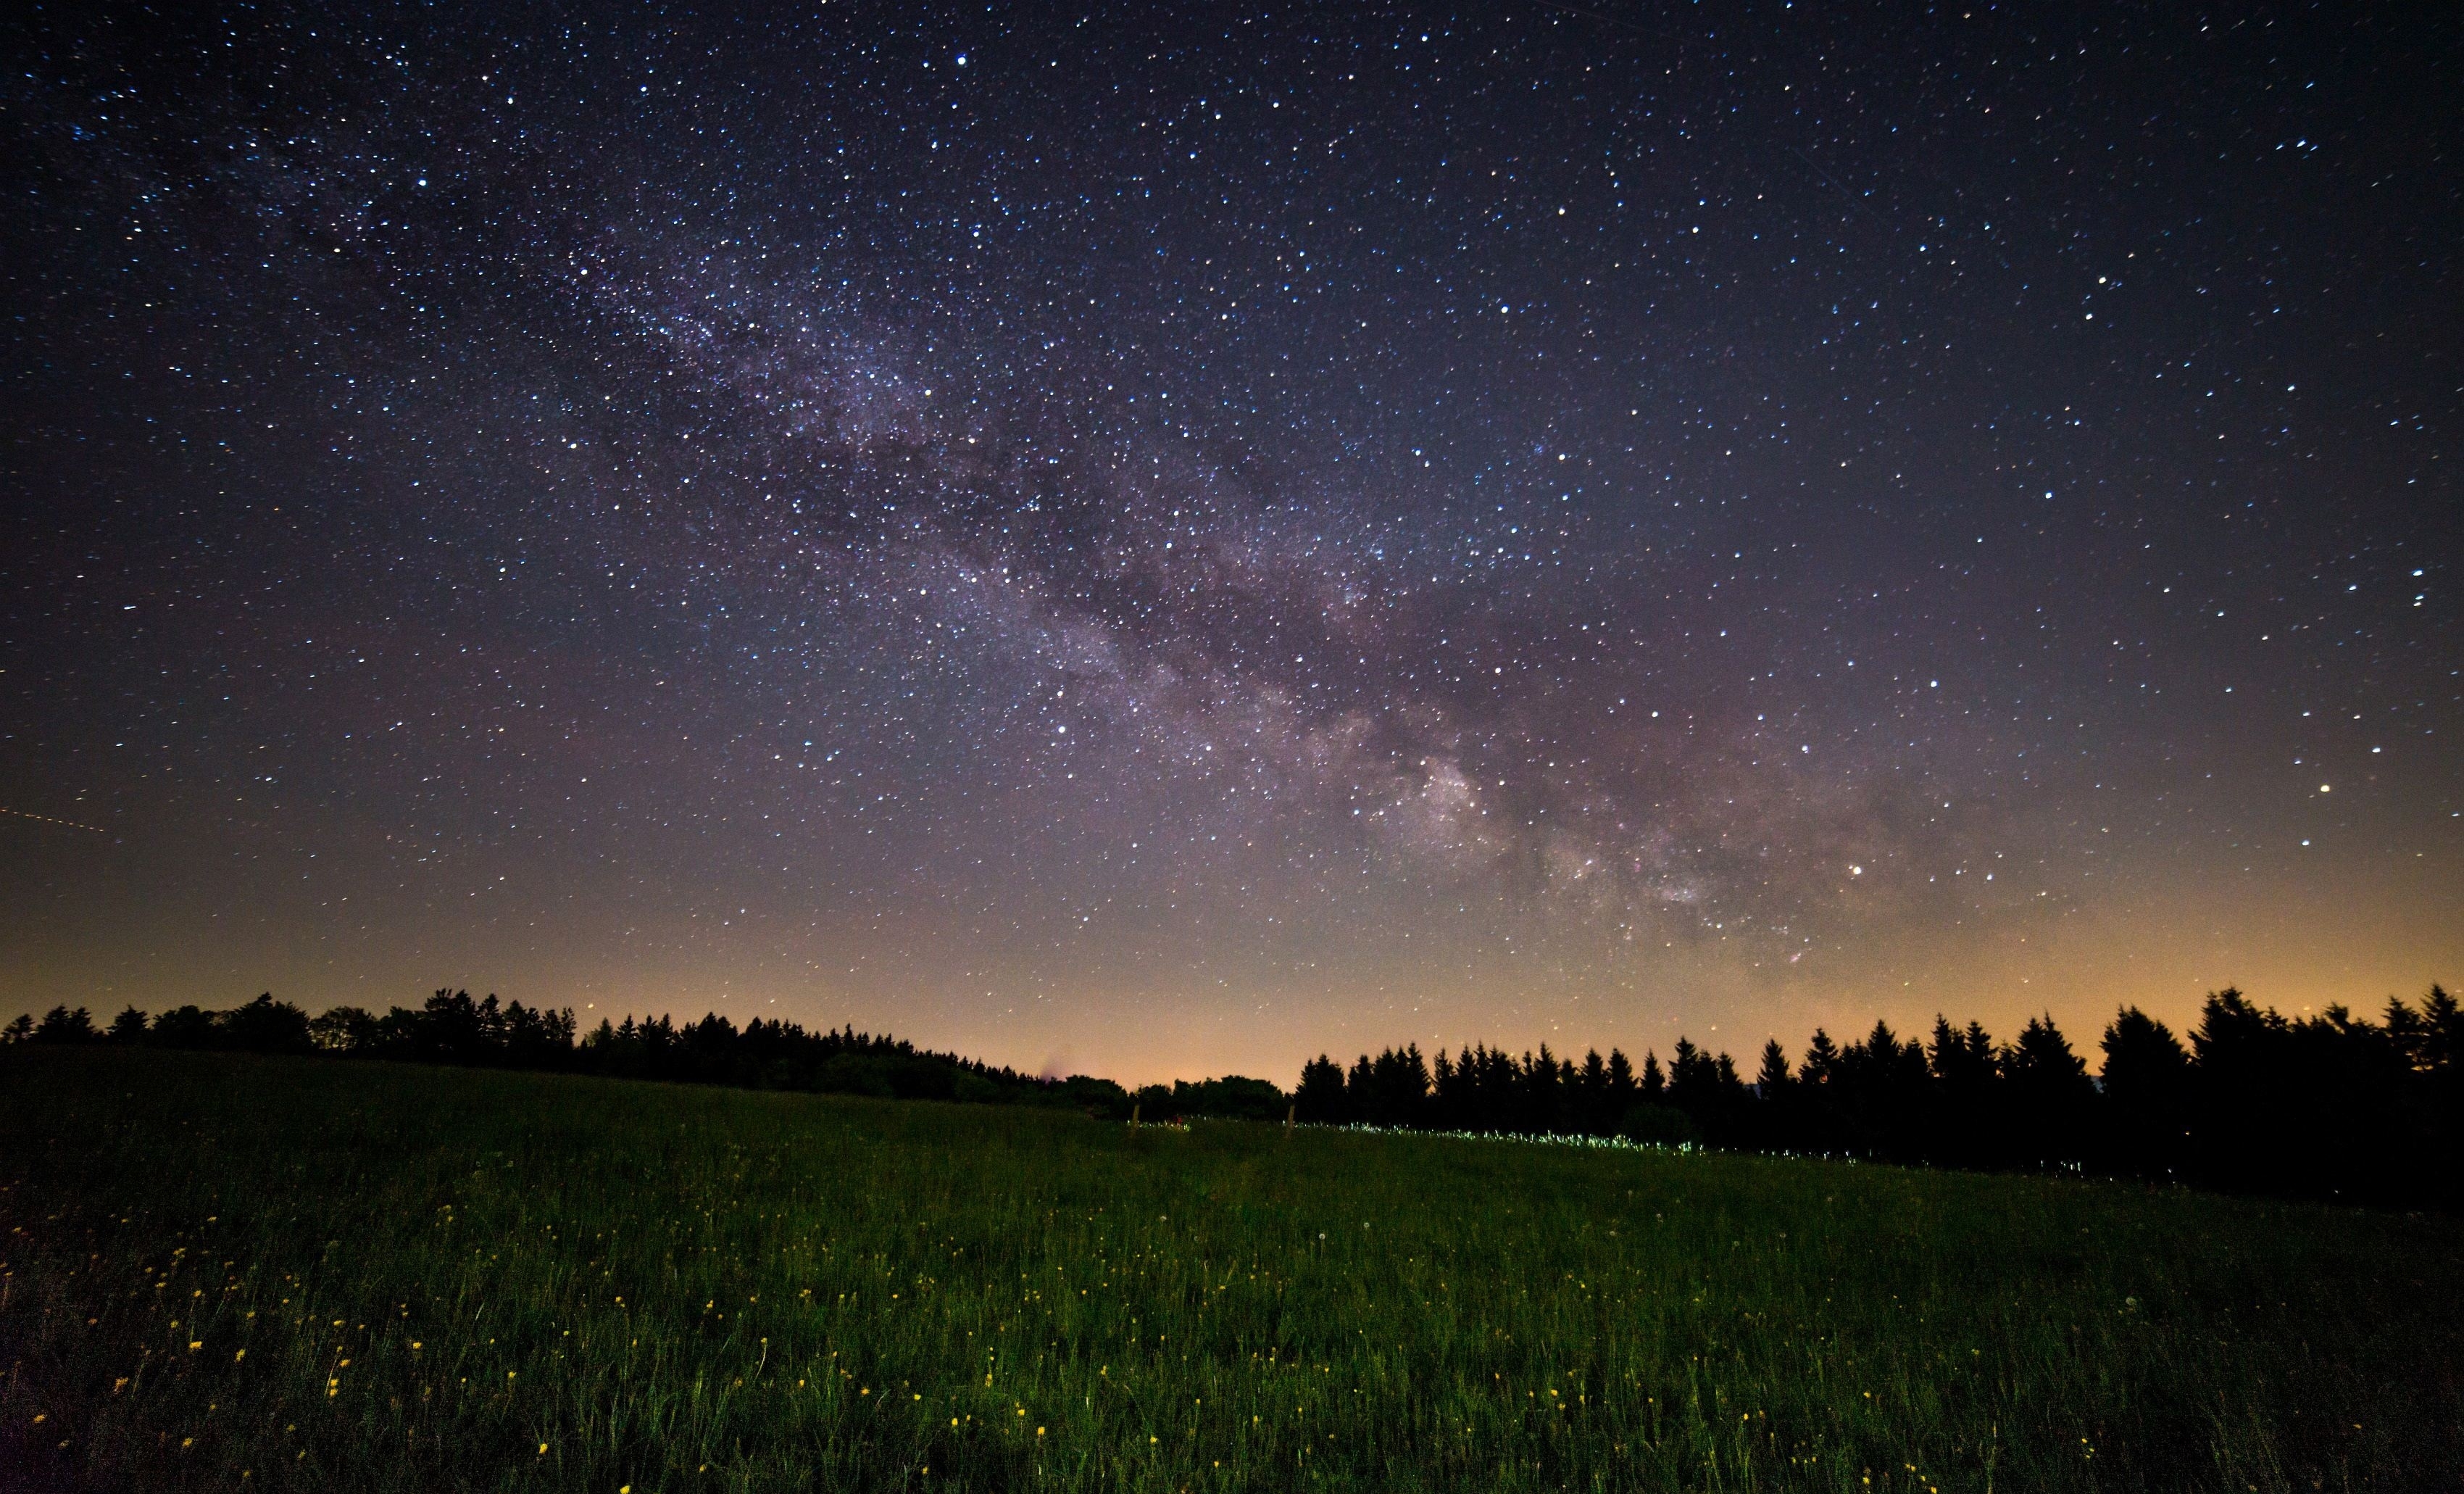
left=1, top=1050, right=2457, bottom=1492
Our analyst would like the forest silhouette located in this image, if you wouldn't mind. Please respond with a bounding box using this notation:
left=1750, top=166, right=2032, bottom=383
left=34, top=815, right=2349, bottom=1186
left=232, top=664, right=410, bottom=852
left=9, top=984, right=2457, bottom=1210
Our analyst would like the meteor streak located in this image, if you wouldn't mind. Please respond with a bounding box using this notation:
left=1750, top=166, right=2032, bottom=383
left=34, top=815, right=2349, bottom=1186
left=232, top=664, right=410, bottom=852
left=0, top=805, right=108, bottom=835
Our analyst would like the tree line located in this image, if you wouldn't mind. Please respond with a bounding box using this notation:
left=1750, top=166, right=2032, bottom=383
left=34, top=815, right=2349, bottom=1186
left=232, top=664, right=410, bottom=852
left=1296, top=988, right=2461, bottom=1208
left=0, top=989, right=1281, bottom=1125
left=7, top=984, right=2457, bottom=1208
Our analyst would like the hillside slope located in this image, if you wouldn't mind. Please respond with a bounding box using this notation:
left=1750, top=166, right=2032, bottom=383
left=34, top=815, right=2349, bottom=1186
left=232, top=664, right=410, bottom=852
left=2, top=1051, right=2458, bottom=1491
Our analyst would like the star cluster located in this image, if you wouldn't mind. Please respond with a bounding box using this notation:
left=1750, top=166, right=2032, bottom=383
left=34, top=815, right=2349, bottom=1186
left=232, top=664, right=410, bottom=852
left=3, top=1, right=2456, bottom=1079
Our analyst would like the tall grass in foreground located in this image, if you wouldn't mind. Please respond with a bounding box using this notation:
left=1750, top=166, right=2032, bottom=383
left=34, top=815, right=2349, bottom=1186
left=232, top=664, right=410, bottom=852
left=1, top=1051, right=2457, bottom=1492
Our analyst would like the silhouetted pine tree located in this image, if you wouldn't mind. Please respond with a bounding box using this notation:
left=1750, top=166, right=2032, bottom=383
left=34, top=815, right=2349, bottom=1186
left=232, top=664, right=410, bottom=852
left=2002, top=1014, right=2094, bottom=1168
left=1748, top=1039, right=1795, bottom=1149
left=1605, top=1048, right=1639, bottom=1116
left=1573, top=1049, right=1612, bottom=1134
left=33, top=1006, right=97, bottom=1044
left=1928, top=1016, right=2000, bottom=1167
left=1294, top=1055, right=1348, bottom=1123
left=2099, top=1007, right=2191, bottom=1177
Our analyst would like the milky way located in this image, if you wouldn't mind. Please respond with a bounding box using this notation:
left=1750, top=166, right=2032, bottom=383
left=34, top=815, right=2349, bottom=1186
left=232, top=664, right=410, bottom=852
left=4, top=3, right=2457, bottom=1079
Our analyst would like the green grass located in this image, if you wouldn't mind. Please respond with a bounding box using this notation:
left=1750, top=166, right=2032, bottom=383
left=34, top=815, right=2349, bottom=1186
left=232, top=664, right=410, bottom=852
left=1, top=1052, right=2457, bottom=1492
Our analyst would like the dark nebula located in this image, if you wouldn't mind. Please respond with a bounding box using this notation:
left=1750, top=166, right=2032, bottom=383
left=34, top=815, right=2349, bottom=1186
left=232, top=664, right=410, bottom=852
left=4, top=2, right=2456, bottom=1079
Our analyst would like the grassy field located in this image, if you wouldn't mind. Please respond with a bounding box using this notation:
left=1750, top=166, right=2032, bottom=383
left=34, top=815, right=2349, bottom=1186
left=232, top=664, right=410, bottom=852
left=1, top=1052, right=2457, bottom=1492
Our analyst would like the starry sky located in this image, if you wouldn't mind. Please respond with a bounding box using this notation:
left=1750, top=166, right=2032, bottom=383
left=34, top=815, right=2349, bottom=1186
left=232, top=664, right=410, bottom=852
left=3, top=1, right=2457, bottom=1083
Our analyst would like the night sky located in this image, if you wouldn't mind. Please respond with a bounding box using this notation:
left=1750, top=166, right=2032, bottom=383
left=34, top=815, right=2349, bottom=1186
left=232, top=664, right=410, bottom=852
left=4, top=2, right=2457, bottom=1083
